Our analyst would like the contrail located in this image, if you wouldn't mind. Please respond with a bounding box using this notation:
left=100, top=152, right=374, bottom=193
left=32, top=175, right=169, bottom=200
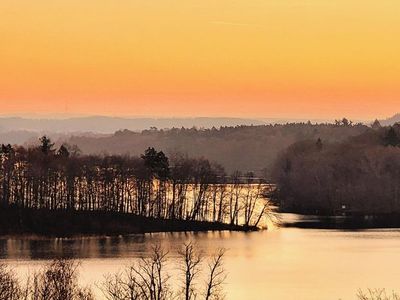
left=210, top=21, right=259, bottom=27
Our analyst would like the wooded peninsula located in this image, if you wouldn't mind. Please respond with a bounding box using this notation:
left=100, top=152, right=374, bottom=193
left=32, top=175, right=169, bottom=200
left=0, top=138, right=269, bottom=235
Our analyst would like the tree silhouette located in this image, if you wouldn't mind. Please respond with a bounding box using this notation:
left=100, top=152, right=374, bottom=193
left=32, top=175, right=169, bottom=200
left=39, top=136, right=55, bottom=155
left=316, top=138, right=323, bottom=150
left=142, top=147, right=170, bottom=180
left=58, top=144, right=70, bottom=157
left=371, top=119, right=382, bottom=130
left=384, top=127, right=399, bottom=147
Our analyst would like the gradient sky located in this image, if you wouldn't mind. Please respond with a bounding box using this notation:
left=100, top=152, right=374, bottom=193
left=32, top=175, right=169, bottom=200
left=1, top=0, right=399, bottom=120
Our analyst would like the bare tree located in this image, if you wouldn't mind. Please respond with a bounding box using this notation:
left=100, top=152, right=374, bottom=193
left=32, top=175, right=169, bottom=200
left=178, top=242, right=203, bottom=300
left=101, top=272, right=140, bottom=300
left=30, top=259, right=94, bottom=300
left=357, top=289, right=400, bottom=300
left=204, top=249, right=226, bottom=300
left=0, top=244, right=228, bottom=300
left=102, top=244, right=171, bottom=300
left=103, top=243, right=226, bottom=300
left=0, top=264, right=22, bottom=300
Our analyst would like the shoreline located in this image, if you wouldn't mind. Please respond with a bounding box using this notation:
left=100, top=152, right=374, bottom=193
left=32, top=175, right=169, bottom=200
left=281, top=212, right=400, bottom=229
left=0, top=207, right=258, bottom=237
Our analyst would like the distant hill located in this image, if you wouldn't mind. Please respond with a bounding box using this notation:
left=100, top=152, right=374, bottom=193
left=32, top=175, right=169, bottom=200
left=0, top=131, right=104, bottom=146
left=64, top=123, right=370, bottom=174
left=0, top=116, right=266, bottom=134
left=0, top=117, right=372, bottom=174
left=380, top=114, right=400, bottom=126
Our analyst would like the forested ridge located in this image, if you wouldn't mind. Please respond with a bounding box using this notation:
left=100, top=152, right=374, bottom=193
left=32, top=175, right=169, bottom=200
left=273, top=121, right=400, bottom=215
left=65, top=121, right=369, bottom=174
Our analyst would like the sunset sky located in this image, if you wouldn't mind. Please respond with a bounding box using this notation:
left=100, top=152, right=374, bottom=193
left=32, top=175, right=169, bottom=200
left=1, top=0, right=399, bottom=120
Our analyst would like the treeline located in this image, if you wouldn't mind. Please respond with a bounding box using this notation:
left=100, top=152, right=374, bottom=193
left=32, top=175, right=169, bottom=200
left=0, top=137, right=269, bottom=227
left=0, top=243, right=226, bottom=300
left=273, top=122, right=400, bottom=215
left=65, top=120, right=369, bottom=174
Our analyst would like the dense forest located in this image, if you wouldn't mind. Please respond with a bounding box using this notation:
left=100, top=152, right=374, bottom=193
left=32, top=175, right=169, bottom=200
left=273, top=121, right=400, bottom=215
left=0, top=137, right=269, bottom=230
left=64, top=121, right=369, bottom=174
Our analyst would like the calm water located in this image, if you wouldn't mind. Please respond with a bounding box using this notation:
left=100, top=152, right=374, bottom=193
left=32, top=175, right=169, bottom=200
left=2, top=214, right=400, bottom=300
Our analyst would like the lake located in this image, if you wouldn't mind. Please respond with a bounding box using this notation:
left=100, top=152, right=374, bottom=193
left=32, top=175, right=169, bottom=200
left=2, top=214, right=400, bottom=300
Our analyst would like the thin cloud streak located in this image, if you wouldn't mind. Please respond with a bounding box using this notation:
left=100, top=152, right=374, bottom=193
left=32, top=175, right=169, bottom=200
left=210, top=21, right=260, bottom=27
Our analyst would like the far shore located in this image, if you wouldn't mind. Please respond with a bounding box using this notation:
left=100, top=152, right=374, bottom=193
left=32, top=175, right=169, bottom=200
left=281, top=212, right=400, bottom=229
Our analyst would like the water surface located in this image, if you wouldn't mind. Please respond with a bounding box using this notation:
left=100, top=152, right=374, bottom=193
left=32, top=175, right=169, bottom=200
left=2, top=215, right=400, bottom=300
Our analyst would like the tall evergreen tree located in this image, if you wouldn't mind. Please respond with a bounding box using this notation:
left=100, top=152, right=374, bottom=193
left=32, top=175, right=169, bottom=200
left=384, top=127, right=400, bottom=146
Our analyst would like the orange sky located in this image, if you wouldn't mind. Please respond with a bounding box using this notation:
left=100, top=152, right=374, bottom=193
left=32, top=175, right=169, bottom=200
left=1, top=0, right=399, bottom=120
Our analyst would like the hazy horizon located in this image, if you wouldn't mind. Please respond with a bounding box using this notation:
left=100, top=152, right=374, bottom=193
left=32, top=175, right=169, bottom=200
left=0, top=112, right=389, bottom=123
left=0, top=107, right=397, bottom=123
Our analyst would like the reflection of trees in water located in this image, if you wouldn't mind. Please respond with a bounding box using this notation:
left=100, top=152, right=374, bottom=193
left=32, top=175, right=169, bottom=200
left=0, top=231, right=249, bottom=261
left=0, top=234, right=177, bottom=260
left=0, top=240, right=7, bottom=259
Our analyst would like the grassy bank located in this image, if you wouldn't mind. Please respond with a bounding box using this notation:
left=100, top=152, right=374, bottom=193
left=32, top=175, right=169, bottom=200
left=0, top=208, right=257, bottom=236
